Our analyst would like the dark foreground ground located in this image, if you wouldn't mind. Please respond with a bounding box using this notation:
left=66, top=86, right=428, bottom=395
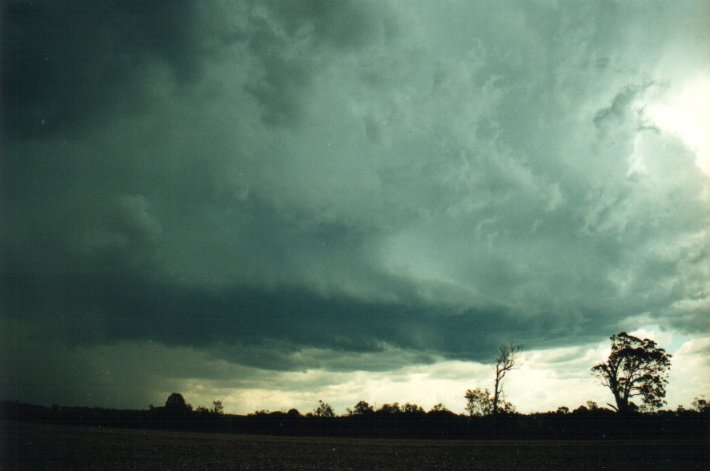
left=2, top=420, right=707, bottom=470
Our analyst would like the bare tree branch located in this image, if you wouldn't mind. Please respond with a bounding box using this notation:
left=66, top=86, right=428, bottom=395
left=492, top=343, right=521, bottom=415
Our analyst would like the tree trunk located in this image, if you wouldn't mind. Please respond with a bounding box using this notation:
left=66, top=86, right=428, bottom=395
left=613, top=391, right=629, bottom=415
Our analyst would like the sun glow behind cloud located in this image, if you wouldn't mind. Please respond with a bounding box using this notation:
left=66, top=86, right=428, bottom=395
left=645, top=74, right=710, bottom=176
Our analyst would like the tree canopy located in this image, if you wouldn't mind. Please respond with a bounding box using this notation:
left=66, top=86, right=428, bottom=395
left=313, top=400, right=335, bottom=418
left=465, top=387, right=515, bottom=416
left=348, top=401, right=374, bottom=416
left=465, top=388, right=494, bottom=416
left=591, top=332, right=671, bottom=414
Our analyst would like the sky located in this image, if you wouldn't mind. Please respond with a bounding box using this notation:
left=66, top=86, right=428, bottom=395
left=1, top=0, right=709, bottom=415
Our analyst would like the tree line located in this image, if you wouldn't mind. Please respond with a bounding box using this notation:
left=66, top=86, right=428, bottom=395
left=2, top=332, right=707, bottom=439
left=145, top=331, right=685, bottom=420
left=3, top=395, right=707, bottom=440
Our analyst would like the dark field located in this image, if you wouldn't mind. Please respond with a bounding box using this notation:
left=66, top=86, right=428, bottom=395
left=2, top=421, right=707, bottom=470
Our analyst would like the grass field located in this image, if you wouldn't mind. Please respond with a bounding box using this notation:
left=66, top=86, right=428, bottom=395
left=2, top=421, right=707, bottom=470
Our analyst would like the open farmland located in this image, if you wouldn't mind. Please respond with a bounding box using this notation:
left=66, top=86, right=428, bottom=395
left=2, top=421, right=707, bottom=470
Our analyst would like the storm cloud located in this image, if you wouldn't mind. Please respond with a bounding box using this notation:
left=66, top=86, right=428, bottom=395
left=2, top=0, right=709, bottom=412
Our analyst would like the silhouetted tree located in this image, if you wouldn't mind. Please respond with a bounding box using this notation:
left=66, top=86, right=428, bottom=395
left=428, top=403, right=457, bottom=421
left=164, top=393, right=192, bottom=413
left=493, top=343, right=521, bottom=415
left=347, top=401, right=374, bottom=416
left=377, top=403, right=402, bottom=415
left=313, top=400, right=335, bottom=417
left=429, top=403, right=449, bottom=413
left=211, top=400, right=224, bottom=415
left=691, top=395, right=709, bottom=413
left=465, top=387, right=514, bottom=416
left=402, top=403, right=425, bottom=415
left=465, top=388, right=493, bottom=416
left=591, top=332, right=671, bottom=414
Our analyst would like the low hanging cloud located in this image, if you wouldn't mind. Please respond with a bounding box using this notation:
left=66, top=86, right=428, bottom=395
left=2, top=0, right=709, bottom=410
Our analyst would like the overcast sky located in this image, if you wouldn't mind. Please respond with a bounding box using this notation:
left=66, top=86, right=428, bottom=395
left=2, top=0, right=709, bottom=414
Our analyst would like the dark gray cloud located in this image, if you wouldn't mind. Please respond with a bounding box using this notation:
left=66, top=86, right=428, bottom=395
left=2, top=0, right=709, bottom=410
left=240, top=0, right=392, bottom=125
left=1, top=0, right=204, bottom=139
left=3, top=269, right=592, bottom=367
